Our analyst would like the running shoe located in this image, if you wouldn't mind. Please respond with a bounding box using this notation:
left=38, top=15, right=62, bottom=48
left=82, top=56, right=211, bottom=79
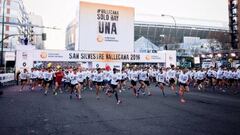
left=96, top=96, right=100, bottom=100
left=180, top=99, right=186, bottom=103
left=78, top=95, right=82, bottom=100
left=117, top=100, right=122, bottom=104
left=70, top=95, right=72, bottom=99
left=54, top=92, right=57, bottom=96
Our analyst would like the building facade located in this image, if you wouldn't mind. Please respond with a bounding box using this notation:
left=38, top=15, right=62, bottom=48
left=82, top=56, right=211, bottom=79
left=66, top=20, right=230, bottom=53
left=0, top=0, right=43, bottom=51
left=229, top=0, right=240, bottom=49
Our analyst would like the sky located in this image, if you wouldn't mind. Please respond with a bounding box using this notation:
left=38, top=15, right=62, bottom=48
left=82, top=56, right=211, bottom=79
left=22, top=0, right=229, bottom=50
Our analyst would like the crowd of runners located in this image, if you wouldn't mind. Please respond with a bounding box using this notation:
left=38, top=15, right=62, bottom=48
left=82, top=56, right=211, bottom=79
left=18, top=65, right=240, bottom=104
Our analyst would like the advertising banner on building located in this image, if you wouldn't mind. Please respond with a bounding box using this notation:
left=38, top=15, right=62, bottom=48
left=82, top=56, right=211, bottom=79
left=78, top=2, right=134, bottom=52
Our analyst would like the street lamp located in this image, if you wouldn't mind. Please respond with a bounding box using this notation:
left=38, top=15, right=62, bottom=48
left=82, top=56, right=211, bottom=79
left=161, top=14, right=177, bottom=50
left=1, top=0, right=7, bottom=67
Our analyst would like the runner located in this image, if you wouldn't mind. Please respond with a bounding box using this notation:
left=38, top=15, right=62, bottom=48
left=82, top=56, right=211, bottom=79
left=167, top=65, right=177, bottom=95
left=156, top=68, right=166, bottom=96
left=129, top=68, right=138, bottom=97
left=95, top=68, right=104, bottom=99
left=53, top=67, right=64, bottom=95
left=69, top=68, right=80, bottom=100
left=29, top=68, right=38, bottom=90
left=43, top=68, right=53, bottom=95
left=119, top=68, right=128, bottom=92
left=109, top=68, right=122, bottom=104
left=19, top=69, right=28, bottom=92
left=76, top=68, right=85, bottom=99
left=178, top=68, right=190, bottom=103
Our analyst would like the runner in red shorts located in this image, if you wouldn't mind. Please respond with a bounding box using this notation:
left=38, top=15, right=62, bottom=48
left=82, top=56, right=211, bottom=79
left=54, top=67, right=64, bottom=95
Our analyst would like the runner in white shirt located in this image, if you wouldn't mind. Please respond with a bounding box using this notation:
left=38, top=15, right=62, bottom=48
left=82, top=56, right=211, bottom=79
left=85, top=69, right=93, bottom=90
left=129, top=68, right=139, bottom=97
left=108, top=68, right=122, bottom=104
left=29, top=68, right=38, bottom=90
left=138, top=68, right=148, bottom=97
left=166, top=65, right=177, bottom=95
left=19, top=69, right=28, bottom=92
left=156, top=68, right=166, bottom=96
left=76, top=69, right=85, bottom=99
left=95, top=68, right=104, bottom=99
left=119, top=68, right=128, bottom=92
left=37, top=68, right=45, bottom=89
left=178, top=68, right=189, bottom=103
left=216, top=67, right=224, bottom=91
left=43, top=68, right=53, bottom=95
left=69, top=68, right=80, bottom=100
left=196, top=69, right=206, bottom=91
left=102, top=69, right=111, bottom=94
left=63, top=70, right=71, bottom=92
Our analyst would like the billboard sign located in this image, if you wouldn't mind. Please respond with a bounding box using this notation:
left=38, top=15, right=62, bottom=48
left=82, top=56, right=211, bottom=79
left=78, top=2, right=134, bottom=52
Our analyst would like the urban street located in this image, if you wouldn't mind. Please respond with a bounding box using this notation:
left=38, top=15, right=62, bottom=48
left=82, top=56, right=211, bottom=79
left=0, top=85, right=240, bottom=135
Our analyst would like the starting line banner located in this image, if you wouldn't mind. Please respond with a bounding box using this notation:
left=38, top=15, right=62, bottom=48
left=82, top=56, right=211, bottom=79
left=16, top=50, right=176, bottom=69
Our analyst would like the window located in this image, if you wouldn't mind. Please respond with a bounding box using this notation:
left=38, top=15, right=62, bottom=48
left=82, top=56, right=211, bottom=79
left=7, top=8, right=10, bottom=14
left=7, top=0, right=10, bottom=5
left=6, top=17, right=10, bottom=22
left=5, top=25, right=9, bottom=31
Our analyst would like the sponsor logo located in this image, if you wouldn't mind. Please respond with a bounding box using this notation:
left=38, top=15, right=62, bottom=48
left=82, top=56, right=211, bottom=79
left=40, top=52, right=48, bottom=59
left=145, top=55, right=152, bottom=61
left=97, top=35, right=104, bottom=43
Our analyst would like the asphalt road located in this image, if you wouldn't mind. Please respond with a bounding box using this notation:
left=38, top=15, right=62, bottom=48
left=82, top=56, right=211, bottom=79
left=0, top=85, right=240, bottom=135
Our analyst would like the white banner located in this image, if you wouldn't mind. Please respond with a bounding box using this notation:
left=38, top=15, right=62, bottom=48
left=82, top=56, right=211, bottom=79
left=78, top=2, right=134, bottom=52
left=5, top=52, right=15, bottom=61
left=16, top=50, right=176, bottom=70
left=0, top=73, right=15, bottom=83
left=33, top=50, right=166, bottom=63
left=165, top=51, right=177, bottom=67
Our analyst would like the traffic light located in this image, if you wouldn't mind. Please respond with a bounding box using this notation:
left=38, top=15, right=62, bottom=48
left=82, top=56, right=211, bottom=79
left=24, top=37, right=28, bottom=45
left=42, top=33, right=46, bottom=41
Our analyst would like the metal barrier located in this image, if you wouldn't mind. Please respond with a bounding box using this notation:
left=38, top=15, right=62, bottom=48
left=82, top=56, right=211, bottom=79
left=0, top=73, right=16, bottom=89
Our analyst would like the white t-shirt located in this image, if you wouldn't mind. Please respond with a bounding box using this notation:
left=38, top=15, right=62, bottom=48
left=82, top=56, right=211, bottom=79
left=179, top=73, right=189, bottom=84
left=63, top=73, right=71, bottom=83
left=167, top=69, right=176, bottom=79
left=30, top=71, right=38, bottom=79
left=77, top=72, right=85, bottom=82
left=197, top=71, right=205, bottom=80
left=43, top=71, right=53, bottom=81
left=156, top=72, right=166, bottom=83
left=130, top=71, right=139, bottom=81
left=38, top=71, right=44, bottom=79
left=237, top=70, right=240, bottom=79
left=95, top=72, right=104, bottom=82
left=216, top=69, right=224, bottom=79
left=103, top=71, right=111, bottom=81
left=70, top=73, right=78, bottom=85
left=20, top=72, right=28, bottom=80
left=110, top=73, right=120, bottom=85
left=139, top=71, right=148, bottom=81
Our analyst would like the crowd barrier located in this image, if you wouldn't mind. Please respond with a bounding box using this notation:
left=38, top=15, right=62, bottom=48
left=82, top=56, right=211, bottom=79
left=0, top=73, right=16, bottom=88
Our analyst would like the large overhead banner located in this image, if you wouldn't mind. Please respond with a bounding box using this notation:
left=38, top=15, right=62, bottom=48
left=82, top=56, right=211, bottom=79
left=78, top=2, right=134, bottom=52
left=32, top=50, right=166, bottom=63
